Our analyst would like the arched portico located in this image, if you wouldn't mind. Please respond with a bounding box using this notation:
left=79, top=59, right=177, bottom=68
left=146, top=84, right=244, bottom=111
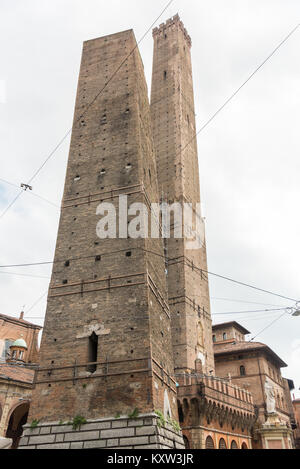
left=5, top=401, right=30, bottom=449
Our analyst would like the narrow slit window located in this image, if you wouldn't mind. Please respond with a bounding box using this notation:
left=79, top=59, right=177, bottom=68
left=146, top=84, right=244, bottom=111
left=87, top=332, right=98, bottom=373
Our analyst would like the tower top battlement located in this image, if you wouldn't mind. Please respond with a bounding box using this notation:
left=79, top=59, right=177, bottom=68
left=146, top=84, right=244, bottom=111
left=152, top=14, right=192, bottom=47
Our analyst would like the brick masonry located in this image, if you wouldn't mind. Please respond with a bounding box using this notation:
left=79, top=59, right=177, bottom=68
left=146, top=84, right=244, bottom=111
left=19, top=414, right=184, bottom=450
left=21, top=27, right=182, bottom=450
left=151, top=15, right=215, bottom=375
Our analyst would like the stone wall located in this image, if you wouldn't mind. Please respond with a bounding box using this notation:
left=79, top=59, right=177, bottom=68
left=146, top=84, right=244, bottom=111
left=19, top=414, right=184, bottom=450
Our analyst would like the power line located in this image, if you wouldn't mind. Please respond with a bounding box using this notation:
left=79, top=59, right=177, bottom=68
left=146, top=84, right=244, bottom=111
left=211, top=297, right=286, bottom=308
left=1, top=17, right=298, bottom=222
left=0, top=247, right=297, bottom=305
left=212, top=307, right=287, bottom=316
left=179, top=23, right=300, bottom=156
left=0, top=271, right=50, bottom=280
left=0, top=0, right=175, bottom=221
left=201, top=267, right=298, bottom=303
left=26, top=291, right=48, bottom=314
left=0, top=178, right=60, bottom=209
left=250, top=311, right=289, bottom=341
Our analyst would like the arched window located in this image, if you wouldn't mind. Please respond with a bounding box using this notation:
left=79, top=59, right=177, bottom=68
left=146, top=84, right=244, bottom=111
left=205, top=436, right=215, bottom=449
left=219, top=438, right=227, bottom=449
left=240, top=365, right=246, bottom=376
left=241, top=442, right=248, bottom=450
left=231, top=440, right=238, bottom=449
left=212, top=335, right=216, bottom=343
left=183, top=436, right=190, bottom=449
left=1, top=339, right=13, bottom=359
left=223, top=333, right=227, bottom=340
left=87, top=332, right=98, bottom=373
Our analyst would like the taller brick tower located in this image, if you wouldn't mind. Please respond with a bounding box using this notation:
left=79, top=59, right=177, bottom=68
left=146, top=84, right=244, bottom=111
left=20, top=29, right=184, bottom=450
left=150, top=15, right=215, bottom=375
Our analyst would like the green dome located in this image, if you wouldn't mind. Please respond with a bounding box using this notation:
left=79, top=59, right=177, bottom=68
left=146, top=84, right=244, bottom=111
left=11, top=338, right=28, bottom=350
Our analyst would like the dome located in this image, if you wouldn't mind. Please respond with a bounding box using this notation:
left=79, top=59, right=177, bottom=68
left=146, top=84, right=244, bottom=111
left=11, top=338, right=28, bottom=350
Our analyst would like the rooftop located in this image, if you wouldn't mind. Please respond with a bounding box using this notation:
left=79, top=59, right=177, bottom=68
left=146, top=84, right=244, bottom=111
left=0, top=363, right=35, bottom=385
left=214, top=340, right=287, bottom=368
left=0, top=312, right=42, bottom=330
left=212, top=321, right=250, bottom=335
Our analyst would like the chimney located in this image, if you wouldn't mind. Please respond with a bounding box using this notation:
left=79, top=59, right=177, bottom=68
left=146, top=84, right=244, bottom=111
left=19, top=311, right=24, bottom=320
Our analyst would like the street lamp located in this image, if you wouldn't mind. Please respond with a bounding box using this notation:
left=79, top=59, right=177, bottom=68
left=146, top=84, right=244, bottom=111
left=291, top=302, right=300, bottom=317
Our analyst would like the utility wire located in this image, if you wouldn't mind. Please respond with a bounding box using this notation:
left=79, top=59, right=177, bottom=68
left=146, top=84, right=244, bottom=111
left=211, top=297, right=286, bottom=308
left=1, top=17, right=298, bottom=221
left=0, top=178, right=59, bottom=209
left=0, top=247, right=298, bottom=303
left=26, top=291, right=48, bottom=314
left=201, top=268, right=298, bottom=303
left=212, top=307, right=287, bottom=316
left=179, top=23, right=300, bottom=157
left=0, top=0, right=175, bottom=221
left=0, top=271, right=50, bottom=280
left=250, top=311, right=289, bottom=341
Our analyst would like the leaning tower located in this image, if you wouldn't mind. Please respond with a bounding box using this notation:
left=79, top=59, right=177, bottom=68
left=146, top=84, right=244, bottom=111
left=151, top=15, right=215, bottom=376
left=19, top=29, right=184, bottom=450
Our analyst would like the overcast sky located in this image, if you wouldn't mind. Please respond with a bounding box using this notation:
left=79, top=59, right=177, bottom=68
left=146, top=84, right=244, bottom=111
left=0, top=0, right=299, bottom=397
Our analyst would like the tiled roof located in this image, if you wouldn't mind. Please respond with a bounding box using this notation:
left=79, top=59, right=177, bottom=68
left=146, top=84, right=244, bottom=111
left=0, top=363, right=35, bottom=384
left=212, top=321, right=250, bottom=335
left=0, top=313, right=42, bottom=329
left=214, top=340, right=287, bottom=368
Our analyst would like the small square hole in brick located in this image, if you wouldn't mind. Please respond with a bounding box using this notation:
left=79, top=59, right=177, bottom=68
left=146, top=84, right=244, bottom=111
left=95, top=255, right=101, bottom=262
left=126, top=251, right=132, bottom=257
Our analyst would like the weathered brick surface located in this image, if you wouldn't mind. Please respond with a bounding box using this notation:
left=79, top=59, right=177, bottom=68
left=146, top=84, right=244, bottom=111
left=19, top=415, right=184, bottom=449
left=28, top=434, right=56, bottom=445
left=136, top=425, right=156, bottom=436
left=151, top=15, right=215, bottom=375
left=120, top=436, right=149, bottom=446
left=0, top=313, right=41, bottom=364
left=27, top=28, right=178, bottom=427
left=101, top=427, right=134, bottom=439
left=83, top=440, right=106, bottom=449
left=64, top=431, right=99, bottom=442
left=39, top=443, right=70, bottom=450
left=70, top=442, right=83, bottom=449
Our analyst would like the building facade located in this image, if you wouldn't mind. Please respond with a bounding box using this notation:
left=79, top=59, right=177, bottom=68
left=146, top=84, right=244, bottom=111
left=293, top=399, right=300, bottom=449
left=213, top=321, right=295, bottom=449
left=0, top=313, right=40, bottom=448
left=20, top=26, right=185, bottom=450
left=17, top=15, right=296, bottom=450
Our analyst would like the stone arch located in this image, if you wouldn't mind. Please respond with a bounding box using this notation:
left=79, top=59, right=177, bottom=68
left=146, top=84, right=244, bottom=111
left=163, top=389, right=172, bottom=419
left=219, top=437, right=227, bottom=449
left=241, top=442, right=249, bottom=450
left=231, top=440, right=238, bottom=449
left=177, top=400, right=184, bottom=424
left=5, top=401, right=30, bottom=449
left=183, top=435, right=190, bottom=449
left=205, top=435, right=215, bottom=449
left=183, top=398, right=189, bottom=415
left=190, top=398, right=200, bottom=426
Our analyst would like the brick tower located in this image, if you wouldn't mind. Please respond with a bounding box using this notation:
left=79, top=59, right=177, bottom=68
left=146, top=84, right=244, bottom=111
left=151, top=15, right=215, bottom=375
left=19, top=29, right=184, bottom=449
